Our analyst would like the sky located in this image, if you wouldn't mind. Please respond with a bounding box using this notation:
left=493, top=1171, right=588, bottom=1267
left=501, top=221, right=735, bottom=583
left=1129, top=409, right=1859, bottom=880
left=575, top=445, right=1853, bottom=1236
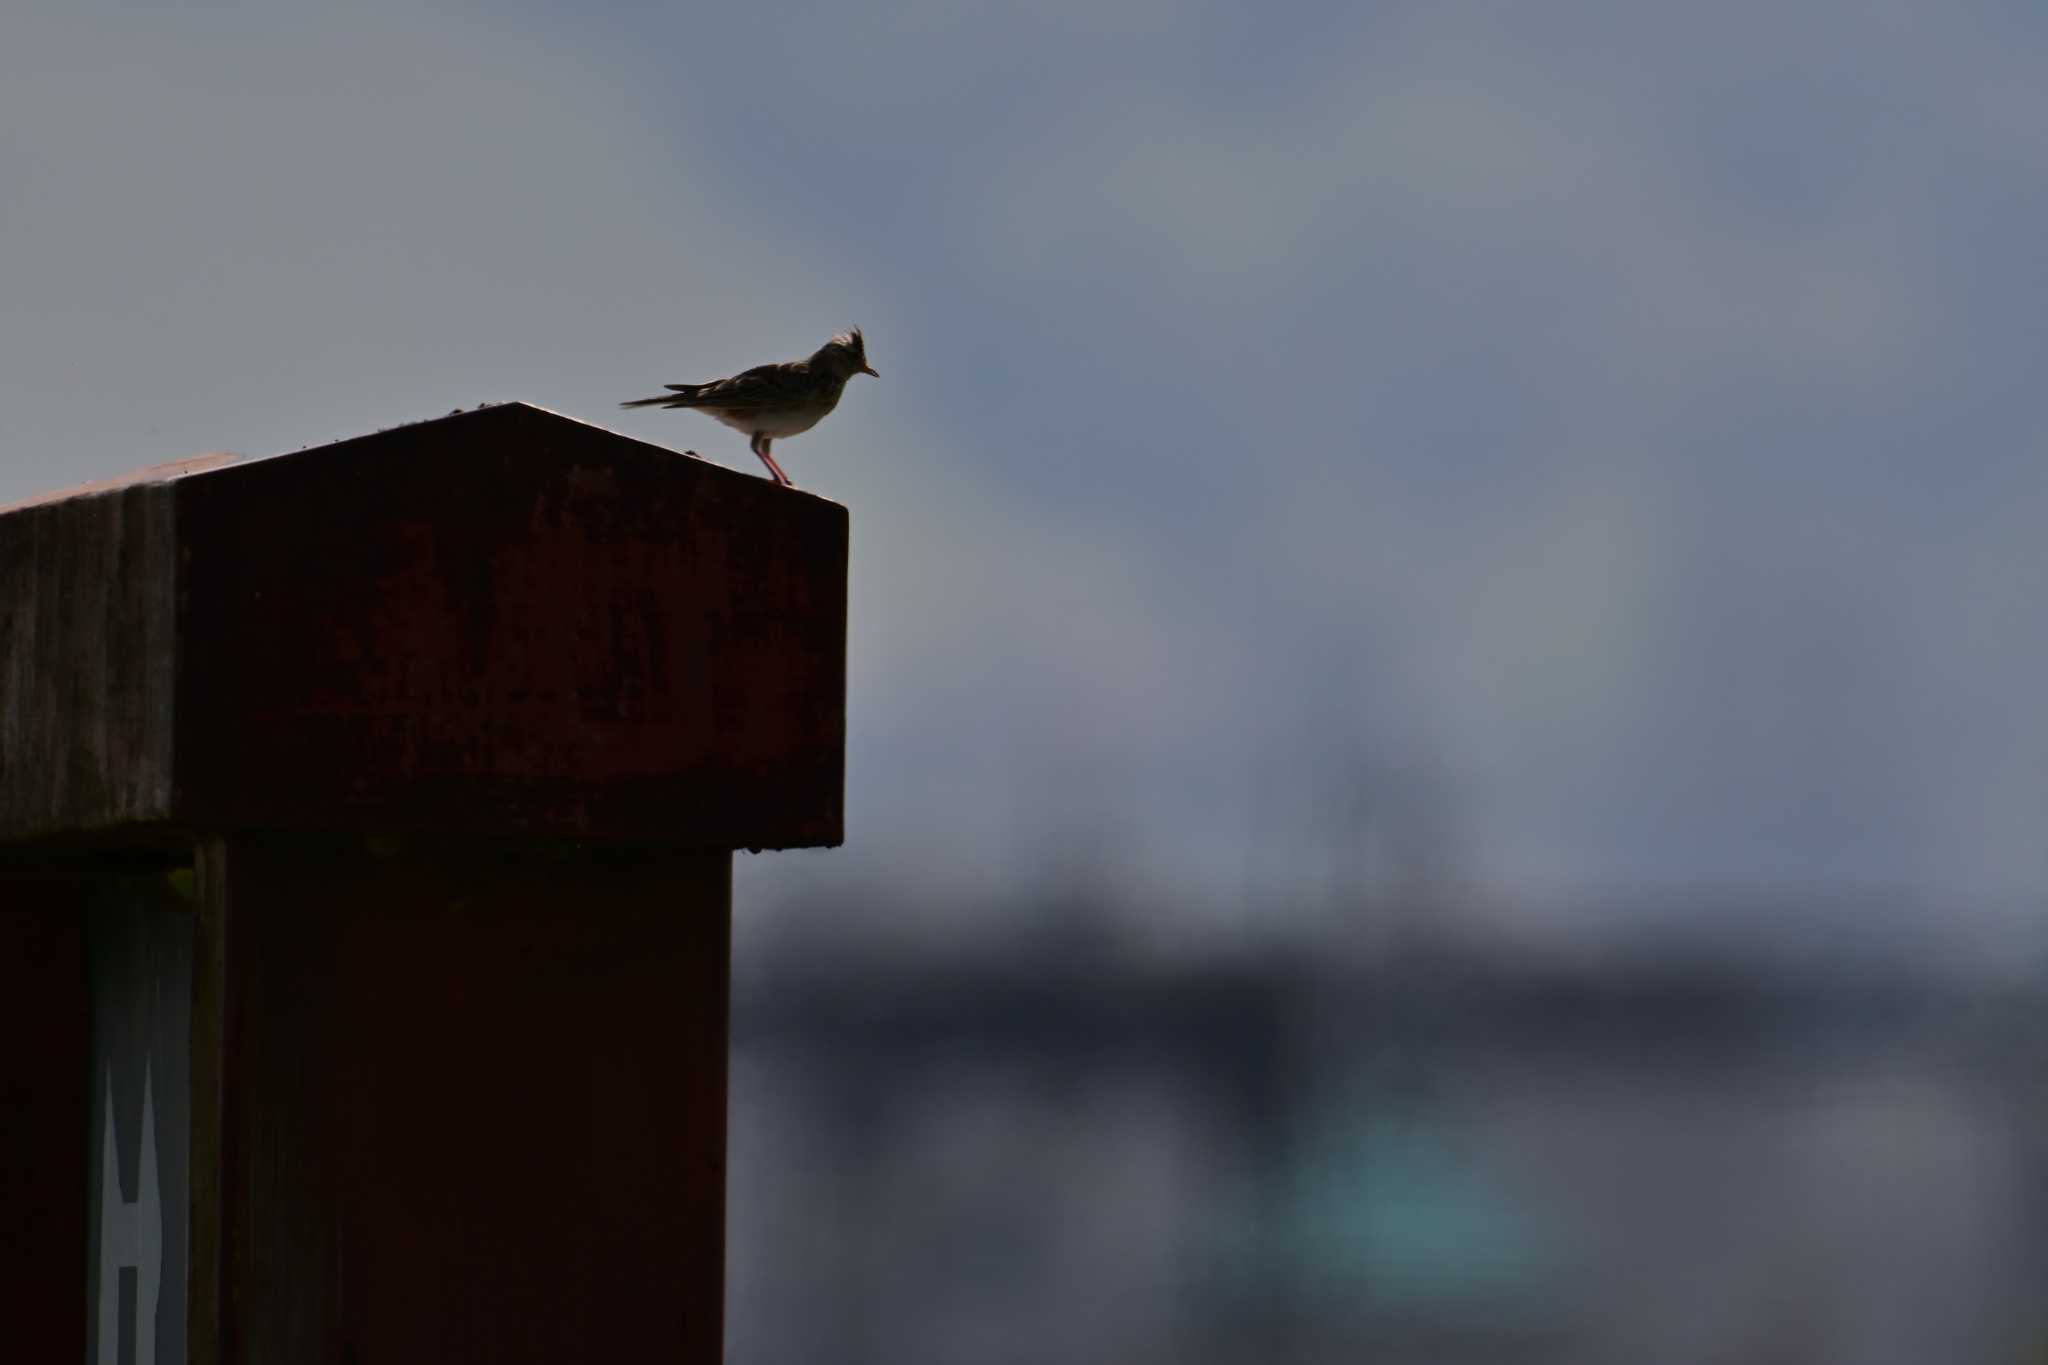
left=7, top=1, right=2048, bottom=949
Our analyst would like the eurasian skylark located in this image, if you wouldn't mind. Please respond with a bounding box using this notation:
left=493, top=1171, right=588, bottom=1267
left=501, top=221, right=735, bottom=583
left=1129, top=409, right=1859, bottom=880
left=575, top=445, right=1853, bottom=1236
left=621, top=329, right=878, bottom=487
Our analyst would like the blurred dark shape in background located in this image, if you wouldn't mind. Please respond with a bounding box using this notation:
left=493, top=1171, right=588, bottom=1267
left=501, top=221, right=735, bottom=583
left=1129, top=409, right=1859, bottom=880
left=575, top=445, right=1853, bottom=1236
left=725, top=759, right=2048, bottom=1364
left=729, top=893, right=2048, bottom=1363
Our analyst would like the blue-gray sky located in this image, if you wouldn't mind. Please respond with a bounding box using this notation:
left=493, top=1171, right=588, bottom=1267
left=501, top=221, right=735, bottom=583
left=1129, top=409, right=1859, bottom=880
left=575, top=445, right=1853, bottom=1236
left=8, top=1, right=2048, bottom=945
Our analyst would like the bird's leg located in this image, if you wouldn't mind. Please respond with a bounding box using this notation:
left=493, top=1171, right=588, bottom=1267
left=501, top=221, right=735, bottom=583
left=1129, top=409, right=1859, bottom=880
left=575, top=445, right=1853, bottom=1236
left=753, top=435, right=795, bottom=487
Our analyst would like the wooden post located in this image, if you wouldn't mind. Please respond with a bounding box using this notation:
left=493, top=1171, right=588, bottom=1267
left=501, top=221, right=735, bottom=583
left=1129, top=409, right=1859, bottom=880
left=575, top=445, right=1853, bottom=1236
left=0, top=404, right=847, bottom=1362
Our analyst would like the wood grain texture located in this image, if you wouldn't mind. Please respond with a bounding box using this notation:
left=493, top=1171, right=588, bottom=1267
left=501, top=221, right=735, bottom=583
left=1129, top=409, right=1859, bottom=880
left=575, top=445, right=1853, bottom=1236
left=0, top=403, right=847, bottom=849
left=3, top=406, right=823, bottom=1364
left=0, top=483, right=177, bottom=840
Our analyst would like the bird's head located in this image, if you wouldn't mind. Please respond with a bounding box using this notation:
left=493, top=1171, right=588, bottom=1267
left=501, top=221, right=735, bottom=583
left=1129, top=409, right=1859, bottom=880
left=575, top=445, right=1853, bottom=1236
left=816, top=328, right=879, bottom=380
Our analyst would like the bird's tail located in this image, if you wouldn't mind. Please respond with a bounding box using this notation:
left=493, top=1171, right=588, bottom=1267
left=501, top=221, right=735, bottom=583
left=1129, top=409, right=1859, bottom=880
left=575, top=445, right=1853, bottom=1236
left=619, top=383, right=707, bottom=410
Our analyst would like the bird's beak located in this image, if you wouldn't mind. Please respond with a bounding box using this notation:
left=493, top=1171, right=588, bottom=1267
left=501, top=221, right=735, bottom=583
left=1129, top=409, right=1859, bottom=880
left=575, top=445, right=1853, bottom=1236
left=861, top=364, right=879, bottom=377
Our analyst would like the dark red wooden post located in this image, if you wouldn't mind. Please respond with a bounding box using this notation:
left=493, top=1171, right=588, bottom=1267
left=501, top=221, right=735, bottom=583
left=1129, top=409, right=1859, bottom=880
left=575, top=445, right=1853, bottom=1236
left=0, top=404, right=846, bottom=1362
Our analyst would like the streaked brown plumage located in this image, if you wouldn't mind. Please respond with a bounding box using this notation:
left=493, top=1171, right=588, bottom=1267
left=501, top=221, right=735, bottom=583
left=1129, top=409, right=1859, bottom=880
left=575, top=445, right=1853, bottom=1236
left=621, top=329, right=877, bottom=487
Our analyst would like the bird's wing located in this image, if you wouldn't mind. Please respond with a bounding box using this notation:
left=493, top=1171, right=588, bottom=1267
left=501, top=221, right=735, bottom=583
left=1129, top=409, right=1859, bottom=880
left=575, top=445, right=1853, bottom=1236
left=688, top=362, right=814, bottom=410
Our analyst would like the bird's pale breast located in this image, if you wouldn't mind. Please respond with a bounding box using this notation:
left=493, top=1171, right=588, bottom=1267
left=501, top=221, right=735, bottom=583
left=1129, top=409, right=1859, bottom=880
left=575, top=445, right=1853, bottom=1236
left=707, top=401, right=834, bottom=438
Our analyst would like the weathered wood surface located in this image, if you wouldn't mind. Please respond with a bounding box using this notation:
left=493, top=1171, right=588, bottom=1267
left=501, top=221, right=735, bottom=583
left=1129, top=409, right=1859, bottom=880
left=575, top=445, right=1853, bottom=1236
left=0, top=480, right=178, bottom=841
left=1, top=403, right=839, bottom=1365
left=189, top=837, right=732, bottom=1364
left=0, top=404, right=847, bottom=849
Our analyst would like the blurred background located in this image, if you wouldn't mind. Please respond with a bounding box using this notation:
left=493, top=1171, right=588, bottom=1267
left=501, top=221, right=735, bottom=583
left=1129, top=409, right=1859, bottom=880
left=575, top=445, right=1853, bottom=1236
left=9, top=1, right=2048, bottom=1359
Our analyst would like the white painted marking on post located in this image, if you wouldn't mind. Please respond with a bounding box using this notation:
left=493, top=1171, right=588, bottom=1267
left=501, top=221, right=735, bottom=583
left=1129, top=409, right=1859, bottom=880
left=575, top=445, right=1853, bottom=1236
left=97, top=1062, right=162, bottom=1365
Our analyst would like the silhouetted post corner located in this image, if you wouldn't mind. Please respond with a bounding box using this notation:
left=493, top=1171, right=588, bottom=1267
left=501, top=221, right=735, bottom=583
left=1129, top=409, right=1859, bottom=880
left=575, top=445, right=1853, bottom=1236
left=0, top=402, right=848, bottom=1363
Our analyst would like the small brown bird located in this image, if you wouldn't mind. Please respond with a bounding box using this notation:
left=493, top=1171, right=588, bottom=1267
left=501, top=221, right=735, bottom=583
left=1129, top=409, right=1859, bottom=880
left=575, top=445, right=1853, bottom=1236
left=621, top=330, right=878, bottom=487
